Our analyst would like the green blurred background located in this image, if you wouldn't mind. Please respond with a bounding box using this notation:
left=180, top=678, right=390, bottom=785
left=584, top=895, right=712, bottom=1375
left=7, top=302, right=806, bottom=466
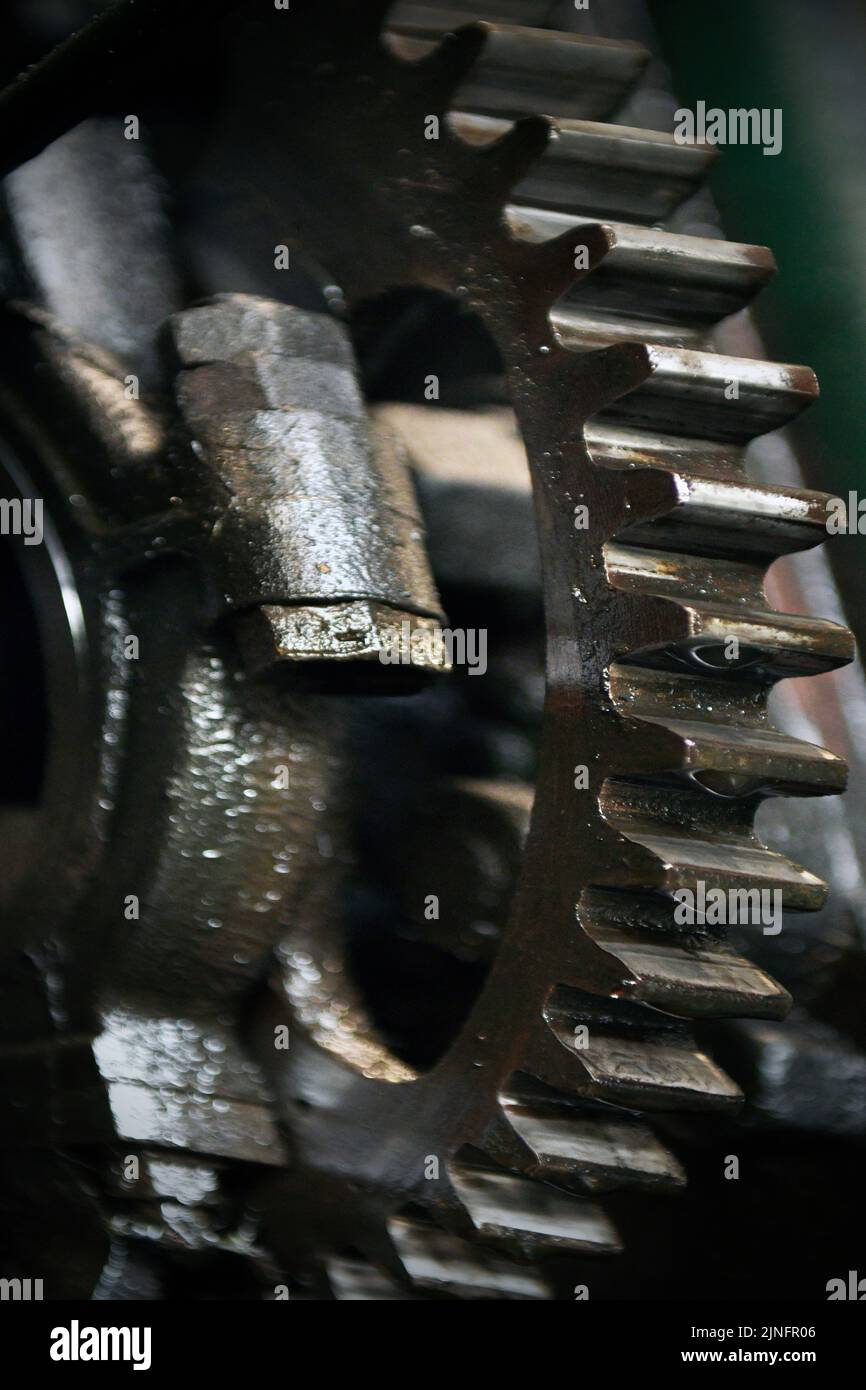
left=651, top=0, right=866, bottom=617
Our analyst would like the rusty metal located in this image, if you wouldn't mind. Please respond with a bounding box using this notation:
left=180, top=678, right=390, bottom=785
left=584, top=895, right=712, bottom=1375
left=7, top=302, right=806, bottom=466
left=0, top=0, right=858, bottom=1300
left=208, top=0, right=851, bottom=1293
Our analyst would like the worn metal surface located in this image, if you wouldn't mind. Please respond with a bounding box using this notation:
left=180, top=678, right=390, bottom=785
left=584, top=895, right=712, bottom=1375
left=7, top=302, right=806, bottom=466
left=0, top=0, right=859, bottom=1300
left=208, top=0, right=850, bottom=1292
left=167, top=294, right=449, bottom=683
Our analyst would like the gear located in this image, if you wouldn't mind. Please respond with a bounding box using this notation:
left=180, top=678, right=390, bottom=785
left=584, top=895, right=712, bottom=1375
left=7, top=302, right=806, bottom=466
left=0, top=0, right=854, bottom=1300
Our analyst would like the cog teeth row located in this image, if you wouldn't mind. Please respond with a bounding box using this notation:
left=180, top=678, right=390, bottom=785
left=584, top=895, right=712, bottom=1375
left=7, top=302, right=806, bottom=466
left=388, top=21, right=648, bottom=123
left=447, top=1160, right=622, bottom=1254
left=387, top=1216, right=552, bottom=1298
left=287, top=5, right=852, bottom=1294
left=510, top=208, right=777, bottom=344
left=535, top=994, right=743, bottom=1113
left=527, top=88, right=851, bottom=1149
left=452, top=111, right=714, bottom=223
left=499, top=1091, right=687, bottom=1192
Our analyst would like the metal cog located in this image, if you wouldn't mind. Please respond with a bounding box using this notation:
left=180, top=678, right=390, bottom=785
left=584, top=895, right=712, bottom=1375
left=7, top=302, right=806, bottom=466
left=209, top=1, right=852, bottom=1297
left=0, top=0, right=854, bottom=1301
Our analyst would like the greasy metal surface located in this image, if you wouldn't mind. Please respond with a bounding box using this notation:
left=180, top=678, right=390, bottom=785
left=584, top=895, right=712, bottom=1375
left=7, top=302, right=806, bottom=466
left=0, top=0, right=858, bottom=1300
left=167, top=294, right=448, bottom=681
left=196, top=2, right=849, bottom=1290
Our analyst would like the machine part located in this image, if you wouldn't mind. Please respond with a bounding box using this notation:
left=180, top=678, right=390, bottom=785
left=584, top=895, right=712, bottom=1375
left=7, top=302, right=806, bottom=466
left=0, top=0, right=856, bottom=1299
left=166, top=294, right=450, bottom=684
left=211, top=2, right=850, bottom=1293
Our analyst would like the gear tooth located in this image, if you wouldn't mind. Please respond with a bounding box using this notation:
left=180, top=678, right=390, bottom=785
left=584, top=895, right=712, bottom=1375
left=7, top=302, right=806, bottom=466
left=539, top=990, right=743, bottom=1113
left=390, top=19, right=649, bottom=123
left=447, top=1160, right=622, bottom=1255
left=606, top=544, right=853, bottom=674
left=608, top=457, right=836, bottom=559
left=586, top=344, right=819, bottom=445
left=606, top=505, right=811, bottom=575
left=516, top=220, right=617, bottom=313
left=401, top=22, right=492, bottom=107
left=388, top=1215, right=551, bottom=1299
left=454, top=113, right=714, bottom=223
left=622, top=712, right=846, bottom=801
left=597, top=798, right=829, bottom=913
left=549, top=338, right=655, bottom=418
left=666, top=607, right=852, bottom=678
left=511, top=209, right=777, bottom=345
left=478, top=1098, right=543, bottom=1174
left=499, top=1088, right=687, bottom=1193
left=609, top=681, right=847, bottom=800
left=453, top=111, right=556, bottom=201
left=579, top=903, right=792, bottom=1021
